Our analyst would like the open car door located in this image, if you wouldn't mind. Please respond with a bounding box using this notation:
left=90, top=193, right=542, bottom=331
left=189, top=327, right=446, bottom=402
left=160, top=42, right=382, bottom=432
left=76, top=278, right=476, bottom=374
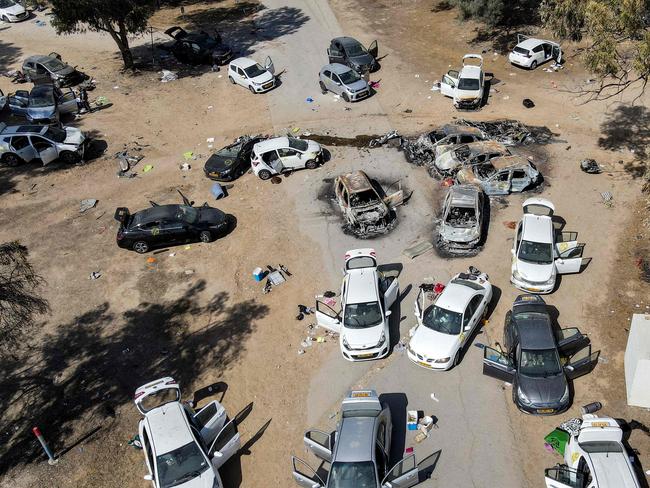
left=59, top=89, right=78, bottom=114
left=556, top=328, right=589, bottom=357
left=368, top=40, right=378, bottom=59
left=193, top=400, right=226, bottom=447
left=303, top=429, right=333, bottom=462
left=209, top=418, right=241, bottom=470
left=381, top=454, right=419, bottom=488
left=39, top=146, right=59, bottom=166
left=7, top=95, right=28, bottom=117
left=265, top=56, right=275, bottom=75
left=462, top=54, right=483, bottom=68
left=564, top=345, right=599, bottom=380
left=552, top=45, right=562, bottom=63
left=440, top=70, right=458, bottom=98
left=544, top=465, right=583, bottom=488
left=482, top=346, right=515, bottom=382
left=292, top=456, right=325, bottom=488
left=414, top=288, right=424, bottom=319
left=383, top=189, right=404, bottom=209
left=555, top=256, right=590, bottom=275
left=315, top=300, right=342, bottom=333
left=164, top=26, right=187, bottom=40
left=381, top=276, right=400, bottom=311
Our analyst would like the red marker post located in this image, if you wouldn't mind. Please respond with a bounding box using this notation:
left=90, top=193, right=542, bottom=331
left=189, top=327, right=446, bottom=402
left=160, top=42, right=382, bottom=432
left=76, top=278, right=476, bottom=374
left=32, top=427, right=58, bottom=465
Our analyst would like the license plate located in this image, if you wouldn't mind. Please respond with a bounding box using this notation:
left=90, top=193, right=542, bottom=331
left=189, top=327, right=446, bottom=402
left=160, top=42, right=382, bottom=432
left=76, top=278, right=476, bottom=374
left=591, top=421, right=609, bottom=427
left=537, top=408, right=555, bottom=414
left=357, top=353, right=374, bottom=359
left=418, top=361, right=431, bottom=368
left=263, top=82, right=273, bottom=89
left=527, top=287, right=542, bottom=292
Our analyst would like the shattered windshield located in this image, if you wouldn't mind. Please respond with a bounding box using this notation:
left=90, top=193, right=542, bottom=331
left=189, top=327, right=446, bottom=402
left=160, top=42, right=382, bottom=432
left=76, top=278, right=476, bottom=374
left=44, top=127, right=67, bottom=143
left=329, top=461, right=376, bottom=488
left=288, top=137, right=308, bottom=151
left=422, top=305, right=462, bottom=335
left=176, top=205, right=199, bottom=224
left=216, top=142, right=243, bottom=158
left=339, top=69, right=361, bottom=84
left=43, top=58, right=67, bottom=72
left=344, top=301, right=382, bottom=329
left=0, top=0, right=16, bottom=7
left=29, top=92, right=53, bottom=108
left=458, top=77, right=480, bottom=90
left=519, top=240, right=553, bottom=265
left=244, top=63, right=266, bottom=78
left=519, top=348, right=561, bottom=377
left=156, top=442, right=209, bottom=488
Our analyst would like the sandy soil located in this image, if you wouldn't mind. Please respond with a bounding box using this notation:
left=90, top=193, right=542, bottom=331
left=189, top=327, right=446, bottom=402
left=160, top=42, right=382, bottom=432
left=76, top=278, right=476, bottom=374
left=0, top=1, right=649, bottom=488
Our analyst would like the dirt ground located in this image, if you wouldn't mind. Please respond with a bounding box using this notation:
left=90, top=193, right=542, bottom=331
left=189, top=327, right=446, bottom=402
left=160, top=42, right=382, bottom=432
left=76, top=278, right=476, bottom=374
left=0, top=1, right=649, bottom=487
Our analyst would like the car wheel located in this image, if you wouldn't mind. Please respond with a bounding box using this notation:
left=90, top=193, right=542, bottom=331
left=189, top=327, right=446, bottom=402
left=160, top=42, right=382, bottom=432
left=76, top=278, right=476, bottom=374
left=452, top=352, right=460, bottom=368
left=319, top=81, right=328, bottom=94
left=199, top=231, right=213, bottom=243
left=248, top=85, right=256, bottom=94
left=530, top=60, right=537, bottom=70
left=60, top=151, right=80, bottom=165
left=228, top=75, right=235, bottom=84
left=342, top=92, right=350, bottom=102
left=258, top=169, right=272, bottom=180
left=1, top=153, right=22, bottom=167
left=133, top=241, right=149, bottom=254
left=305, top=159, right=318, bottom=169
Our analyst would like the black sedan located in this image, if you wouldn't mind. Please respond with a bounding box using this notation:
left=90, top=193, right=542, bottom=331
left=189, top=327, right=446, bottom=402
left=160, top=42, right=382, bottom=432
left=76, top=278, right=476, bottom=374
left=164, top=26, right=232, bottom=65
left=115, top=199, right=234, bottom=253
left=482, top=294, right=599, bottom=415
left=203, top=136, right=263, bottom=181
left=327, top=37, right=379, bottom=75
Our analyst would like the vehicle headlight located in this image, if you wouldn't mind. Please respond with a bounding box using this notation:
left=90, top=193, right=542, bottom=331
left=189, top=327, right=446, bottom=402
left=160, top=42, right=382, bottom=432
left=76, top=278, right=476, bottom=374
left=434, top=357, right=451, bottom=363
left=342, top=336, right=350, bottom=349
left=517, top=386, right=532, bottom=405
left=560, top=385, right=569, bottom=403
left=512, top=269, right=522, bottom=281
left=377, top=332, right=386, bottom=347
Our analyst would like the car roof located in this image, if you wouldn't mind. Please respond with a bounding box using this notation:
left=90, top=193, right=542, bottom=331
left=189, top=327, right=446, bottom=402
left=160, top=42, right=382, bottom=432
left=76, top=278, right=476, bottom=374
left=132, top=205, right=179, bottom=225
left=24, top=55, right=56, bottom=64
left=337, top=170, right=374, bottom=193
left=449, top=185, right=479, bottom=207
left=521, top=213, right=553, bottom=243
left=346, top=268, right=378, bottom=304
left=334, top=416, right=375, bottom=462
left=435, top=281, right=477, bottom=313
left=253, top=136, right=290, bottom=153
left=323, top=63, right=353, bottom=75
left=230, top=57, right=257, bottom=68
left=332, top=36, right=361, bottom=47
left=513, top=306, right=555, bottom=349
left=144, top=401, right=195, bottom=455
left=490, top=155, right=530, bottom=170
left=460, top=64, right=481, bottom=78
left=517, top=38, right=544, bottom=50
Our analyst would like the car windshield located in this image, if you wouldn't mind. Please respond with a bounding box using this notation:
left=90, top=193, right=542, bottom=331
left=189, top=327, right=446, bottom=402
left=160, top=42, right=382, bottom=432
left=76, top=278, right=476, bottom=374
left=329, top=461, right=376, bottom=488
left=519, top=348, right=562, bottom=377
left=338, top=69, right=361, bottom=84
left=0, top=0, right=16, bottom=7
left=43, top=58, right=67, bottom=72
left=458, top=77, right=480, bottom=90
left=216, top=142, right=243, bottom=158
left=519, top=240, right=554, bottom=265
left=29, top=93, right=53, bottom=108
left=43, top=127, right=67, bottom=143
left=344, top=301, right=383, bottom=329
left=244, top=63, right=266, bottom=78
left=176, top=205, right=199, bottom=223
left=422, top=305, right=463, bottom=335
left=345, top=42, right=367, bottom=57
left=579, top=441, right=623, bottom=453
left=156, top=442, right=209, bottom=488
left=288, top=137, right=308, bottom=151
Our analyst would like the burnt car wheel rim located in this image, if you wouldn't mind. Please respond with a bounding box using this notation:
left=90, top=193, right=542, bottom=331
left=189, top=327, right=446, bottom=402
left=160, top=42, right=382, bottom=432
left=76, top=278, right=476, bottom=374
left=200, top=231, right=211, bottom=242
left=134, top=241, right=148, bottom=253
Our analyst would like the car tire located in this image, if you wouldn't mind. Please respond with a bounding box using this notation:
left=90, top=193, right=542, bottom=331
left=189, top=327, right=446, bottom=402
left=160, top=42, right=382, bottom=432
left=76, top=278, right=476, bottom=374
left=60, top=151, right=80, bottom=165
left=305, top=159, right=318, bottom=169
left=530, top=60, right=537, bottom=70
left=1, top=153, right=22, bottom=167
left=133, top=241, right=149, bottom=254
left=452, top=351, right=460, bottom=368
left=258, top=169, right=272, bottom=180
left=199, top=231, right=213, bottom=243
left=319, top=81, right=328, bottom=94
left=248, top=85, right=256, bottom=94
left=228, top=76, right=235, bottom=84
left=342, top=92, right=350, bottom=102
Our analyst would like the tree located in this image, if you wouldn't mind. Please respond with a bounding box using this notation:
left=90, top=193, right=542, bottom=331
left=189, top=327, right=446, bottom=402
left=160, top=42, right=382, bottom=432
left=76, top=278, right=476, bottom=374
left=451, top=0, right=541, bottom=26
left=541, top=0, right=650, bottom=101
left=50, top=0, right=156, bottom=70
left=0, top=242, right=48, bottom=350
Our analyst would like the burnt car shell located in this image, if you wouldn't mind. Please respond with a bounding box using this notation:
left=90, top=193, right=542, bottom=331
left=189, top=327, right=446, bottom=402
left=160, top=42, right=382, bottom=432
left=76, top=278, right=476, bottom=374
left=165, top=26, right=232, bottom=65
left=203, top=136, right=262, bottom=181
left=434, top=140, right=510, bottom=176
left=456, top=155, right=540, bottom=195
left=438, top=184, right=484, bottom=252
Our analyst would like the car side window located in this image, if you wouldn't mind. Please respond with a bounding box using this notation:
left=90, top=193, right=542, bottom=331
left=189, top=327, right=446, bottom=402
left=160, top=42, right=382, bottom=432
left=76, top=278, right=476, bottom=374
left=577, top=457, right=593, bottom=485
left=496, top=170, right=510, bottom=182
left=459, top=135, right=474, bottom=143
left=532, top=45, right=543, bottom=53
left=330, top=43, right=342, bottom=56
left=29, top=136, right=53, bottom=151
left=332, top=73, right=342, bottom=84
left=463, top=295, right=483, bottom=328
left=11, top=136, right=30, bottom=150
left=377, top=422, right=386, bottom=446
left=512, top=169, right=526, bottom=179
left=277, top=148, right=297, bottom=157
left=237, top=67, right=245, bottom=77
left=515, top=222, right=523, bottom=249
left=141, top=220, right=161, bottom=231
left=323, top=70, right=332, bottom=78
left=142, top=430, right=155, bottom=469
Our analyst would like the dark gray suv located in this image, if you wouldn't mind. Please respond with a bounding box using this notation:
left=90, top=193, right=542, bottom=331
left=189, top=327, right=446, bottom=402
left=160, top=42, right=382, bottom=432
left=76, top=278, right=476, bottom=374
left=482, top=294, right=599, bottom=415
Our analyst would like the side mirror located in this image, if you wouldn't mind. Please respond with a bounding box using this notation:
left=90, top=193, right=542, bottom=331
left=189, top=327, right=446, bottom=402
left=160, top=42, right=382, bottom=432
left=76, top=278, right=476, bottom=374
left=212, top=450, right=224, bottom=459
left=385, top=310, right=392, bottom=317
left=464, top=325, right=471, bottom=332
left=565, top=365, right=574, bottom=372
left=510, top=248, right=515, bottom=255
left=143, top=475, right=153, bottom=481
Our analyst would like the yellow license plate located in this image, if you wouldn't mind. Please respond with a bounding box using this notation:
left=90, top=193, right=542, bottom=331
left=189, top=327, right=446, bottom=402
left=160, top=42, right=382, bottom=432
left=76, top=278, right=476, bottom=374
left=537, top=408, right=555, bottom=414
left=591, top=421, right=609, bottom=427
left=357, top=353, right=374, bottom=359
left=418, top=361, right=432, bottom=368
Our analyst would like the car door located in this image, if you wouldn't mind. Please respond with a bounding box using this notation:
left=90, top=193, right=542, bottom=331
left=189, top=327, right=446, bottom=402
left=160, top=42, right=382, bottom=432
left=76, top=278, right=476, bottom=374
left=486, top=169, right=511, bottom=195
left=9, top=135, right=36, bottom=162
left=461, top=294, right=484, bottom=342
left=414, top=288, right=424, bottom=320
left=381, top=455, right=419, bottom=488
left=552, top=44, right=562, bottom=63
left=193, top=401, right=227, bottom=447
left=7, top=94, right=28, bottom=117
left=303, top=430, right=333, bottom=462
left=58, top=89, right=78, bottom=114
left=30, top=136, right=58, bottom=166
left=264, top=56, right=275, bottom=75
left=23, top=62, right=37, bottom=81
left=482, top=346, right=515, bottom=382
left=263, top=149, right=284, bottom=174
left=139, top=220, right=164, bottom=246
left=564, top=345, right=599, bottom=380
left=532, top=44, right=545, bottom=64
left=209, top=418, right=240, bottom=469
left=234, top=66, right=247, bottom=87
left=157, top=220, right=185, bottom=246
left=315, top=300, right=342, bottom=333
left=440, top=70, right=459, bottom=98
left=556, top=328, right=590, bottom=357
left=510, top=168, right=530, bottom=192
left=381, top=275, right=399, bottom=311
left=291, top=456, right=325, bottom=488
left=368, top=40, right=378, bottom=59
left=328, top=41, right=345, bottom=64
left=277, top=147, right=302, bottom=169
left=329, top=72, right=344, bottom=96
left=544, top=465, right=583, bottom=488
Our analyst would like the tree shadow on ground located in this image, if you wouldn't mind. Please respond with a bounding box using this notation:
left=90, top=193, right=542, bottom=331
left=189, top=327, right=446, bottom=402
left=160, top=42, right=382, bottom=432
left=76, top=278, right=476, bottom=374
left=466, top=2, right=541, bottom=53
left=0, top=38, right=22, bottom=73
left=0, top=282, right=268, bottom=475
left=599, top=104, right=650, bottom=178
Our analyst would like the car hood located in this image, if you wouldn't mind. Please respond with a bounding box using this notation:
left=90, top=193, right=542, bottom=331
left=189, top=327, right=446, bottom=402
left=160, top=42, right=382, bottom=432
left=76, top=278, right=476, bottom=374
left=199, top=207, right=226, bottom=225
left=250, top=71, right=274, bottom=85
left=456, top=88, right=481, bottom=100
left=344, top=79, right=369, bottom=92
left=435, top=151, right=460, bottom=171
left=343, top=323, right=383, bottom=348
left=409, top=325, right=459, bottom=360
left=28, top=106, right=56, bottom=119
left=53, top=65, right=77, bottom=77
left=2, top=4, right=25, bottom=15
left=205, top=154, right=239, bottom=173
left=349, top=53, right=375, bottom=68
left=64, top=127, right=85, bottom=145
left=515, top=258, right=554, bottom=284
left=175, top=468, right=218, bottom=488
left=440, top=222, right=479, bottom=242
left=306, top=140, right=322, bottom=154
left=517, top=373, right=567, bottom=406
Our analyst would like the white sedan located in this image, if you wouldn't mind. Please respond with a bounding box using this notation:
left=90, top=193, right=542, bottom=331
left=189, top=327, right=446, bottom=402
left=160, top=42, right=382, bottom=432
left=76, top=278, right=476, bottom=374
left=511, top=198, right=590, bottom=294
left=407, top=268, right=492, bottom=370
left=251, top=136, right=323, bottom=180
left=228, top=56, right=276, bottom=93
left=0, top=0, right=28, bottom=23
left=315, top=248, right=399, bottom=361
left=135, top=377, right=241, bottom=488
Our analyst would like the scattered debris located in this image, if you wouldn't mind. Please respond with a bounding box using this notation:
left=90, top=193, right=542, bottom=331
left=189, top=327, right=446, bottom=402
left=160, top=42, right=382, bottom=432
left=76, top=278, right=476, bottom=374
left=160, top=70, right=178, bottom=82
left=403, top=241, right=434, bottom=259
left=142, top=165, right=154, bottom=173
left=89, top=271, right=101, bottom=280
left=580, top=159, right=601, bottom=174
left=601, top=191, right=613, bottom=207
left=79, top=199, right=98, bottom=213
left=369, top=130, right=401, bottom=148
left=180, top=162, right=191, bottom=171
left=522, top=98, right=535, bottom=108
left=503, top=221, right=517, bottom=229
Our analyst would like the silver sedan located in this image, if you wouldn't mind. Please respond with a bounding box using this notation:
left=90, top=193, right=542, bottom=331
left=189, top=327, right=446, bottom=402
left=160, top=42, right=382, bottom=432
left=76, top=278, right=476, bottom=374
left=318, top=63, right=371, bottom=102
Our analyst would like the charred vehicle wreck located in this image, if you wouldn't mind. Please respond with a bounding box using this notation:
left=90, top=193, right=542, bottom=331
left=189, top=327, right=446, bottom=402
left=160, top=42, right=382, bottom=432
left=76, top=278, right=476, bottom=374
left=456, top=155, right=540, bottom=195
left=433, top=140, right=510, bottom=178
left=437, top=185, right=485, bottom=254
left=334, top=170, right=407, bottom=237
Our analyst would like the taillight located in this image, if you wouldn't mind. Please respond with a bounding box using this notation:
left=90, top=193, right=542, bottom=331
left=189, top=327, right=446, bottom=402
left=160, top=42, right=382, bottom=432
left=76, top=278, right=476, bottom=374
left=134, top=391, right=145, bottom=400
left=165, top=380, right=177, bottom=385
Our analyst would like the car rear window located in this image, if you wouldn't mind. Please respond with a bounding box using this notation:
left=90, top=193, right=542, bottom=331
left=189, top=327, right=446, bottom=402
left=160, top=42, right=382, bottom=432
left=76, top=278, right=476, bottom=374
left=514, top=46, right=530, bottom=55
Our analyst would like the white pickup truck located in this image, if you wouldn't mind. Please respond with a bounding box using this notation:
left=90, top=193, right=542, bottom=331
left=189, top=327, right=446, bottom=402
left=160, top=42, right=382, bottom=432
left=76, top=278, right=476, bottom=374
left=544, top=414, right=642, bottom=488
